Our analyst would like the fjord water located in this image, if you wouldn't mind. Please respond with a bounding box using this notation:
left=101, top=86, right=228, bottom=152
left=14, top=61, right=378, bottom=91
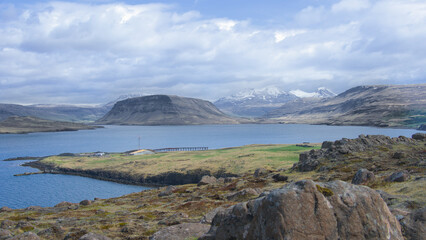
left=0, top=124, right=419, bottom=209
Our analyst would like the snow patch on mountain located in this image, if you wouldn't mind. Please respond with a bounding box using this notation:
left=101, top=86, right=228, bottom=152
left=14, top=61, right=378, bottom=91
left=290, top=87, right=336, bottom=98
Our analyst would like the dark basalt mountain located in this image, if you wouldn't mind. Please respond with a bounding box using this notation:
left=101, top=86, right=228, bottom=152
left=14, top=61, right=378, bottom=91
left=96, top=95, right=241, bottom=125
left=266, top=84, right=426, bottom=128
left=0, top=116, right=99, bottom=134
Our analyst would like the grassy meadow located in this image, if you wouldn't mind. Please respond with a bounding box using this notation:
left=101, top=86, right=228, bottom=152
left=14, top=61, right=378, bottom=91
left=42, top=144, right=321, bottom=176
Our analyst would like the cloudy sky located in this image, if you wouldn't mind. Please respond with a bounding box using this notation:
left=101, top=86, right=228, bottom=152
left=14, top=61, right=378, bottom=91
left=1, top=0, right=425, bottom=104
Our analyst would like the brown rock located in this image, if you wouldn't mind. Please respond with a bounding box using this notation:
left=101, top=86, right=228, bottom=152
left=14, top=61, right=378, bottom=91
left=396, top=207, right=426, bottom=240
left=272, top=174, right=288, bottom=182
left=201, top=180, right=403, bottom=240
left=79, top=200, right=92, bottom=206
left=78, top=232, right=111, bottom=240
left=150, top=223, right=210, bottom=240
left=9, top=232, right=40, bottom=240
left=253, top=168, right=269, bottom=177
left=64, top=229, right=88, bottom=240
left=0, top=220, right=15, bottom=229
left=197, top=175, right=217, bottom=186
left=158, top=186, right=178, bottom=197
left=55, top=201, right=74, bottom=207
left=386, top=171, right=410, bottom=182
left=225, top=188, right=262, bottom=201
left=0, top=207, right=12, bottom=212
left=0, top=229, right=12, bottom=240
left=200, top=207, right=225, bottom=225
left=37, top=225, right=65, bottom=239
left=158, top=213, right=189, bottom=226
left=412, top=133, right=426, bottom=140
left=351, top=168, right=376, bottom=185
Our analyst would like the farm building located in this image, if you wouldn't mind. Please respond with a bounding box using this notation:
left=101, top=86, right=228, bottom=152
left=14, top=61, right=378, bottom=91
left=129, top=149, right=155, bottom=155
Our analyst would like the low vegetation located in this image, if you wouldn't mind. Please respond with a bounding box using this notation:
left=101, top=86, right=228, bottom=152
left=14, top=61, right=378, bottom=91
left=41, top=144, right=320, bottom=177
left=1, top=137, right=424, bottom=239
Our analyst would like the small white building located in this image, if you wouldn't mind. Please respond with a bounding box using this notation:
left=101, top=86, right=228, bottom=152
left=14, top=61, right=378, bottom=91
left=129, top=149, right=155, bottom=155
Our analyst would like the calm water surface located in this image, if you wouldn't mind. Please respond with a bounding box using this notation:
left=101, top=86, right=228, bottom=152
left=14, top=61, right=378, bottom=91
left=0, top=124, right=419, bottom=208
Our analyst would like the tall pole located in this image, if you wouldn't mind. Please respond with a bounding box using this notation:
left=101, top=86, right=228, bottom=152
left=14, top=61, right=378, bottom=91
left=138, top=136, right=141, bottom=150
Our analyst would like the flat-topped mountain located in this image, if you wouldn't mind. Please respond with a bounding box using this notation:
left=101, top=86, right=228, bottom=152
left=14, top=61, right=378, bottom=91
left=0, top=116, right=100, bottom=134
left=266, top=84, right=426, bottom=128
left=96, top=95, right=241, bottom=125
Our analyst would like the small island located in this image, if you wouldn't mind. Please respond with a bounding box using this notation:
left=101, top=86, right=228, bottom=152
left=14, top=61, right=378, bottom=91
left=0, top=116, right=101, bottom=134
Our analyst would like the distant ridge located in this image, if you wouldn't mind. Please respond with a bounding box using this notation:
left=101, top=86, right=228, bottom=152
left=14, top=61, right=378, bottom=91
left=0, top=116, right=99, bottom=134
left=214, top=87, right=335, bottom=117
left=266, top=84, right=426, bottom=128
left=96, top=95, right=242, bottom=125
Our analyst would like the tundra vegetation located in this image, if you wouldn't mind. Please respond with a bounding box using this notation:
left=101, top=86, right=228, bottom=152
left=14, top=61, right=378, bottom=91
left=0, top=135, right=425, bottom=239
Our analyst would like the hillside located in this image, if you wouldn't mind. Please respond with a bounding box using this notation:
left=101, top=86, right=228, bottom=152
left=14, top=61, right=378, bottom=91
left=0, top=104, right=109, bottom=123
left=96, top=95, right=242, bottom=125
left=0, top=116, right=100, bottom=134
left=214, top=87, right=335, bottom=117
left=266, top=84, right=426, bottom=128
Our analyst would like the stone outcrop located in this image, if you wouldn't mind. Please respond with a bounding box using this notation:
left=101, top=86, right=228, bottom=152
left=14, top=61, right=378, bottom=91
left=293, top=134, right=419, bottom=172
left=396, top=208, right=426, bottom=240
left=351, top=168, right=375, bottom=185
left=386, top=171, right=410, bottom=182
left=201, top=180, right=403, bottom=240
left=198, top=176, right=217, bottom=186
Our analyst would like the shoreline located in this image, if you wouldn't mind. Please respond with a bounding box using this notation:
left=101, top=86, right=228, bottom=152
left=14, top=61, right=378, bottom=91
left=22, top=160, right=238, bottom=187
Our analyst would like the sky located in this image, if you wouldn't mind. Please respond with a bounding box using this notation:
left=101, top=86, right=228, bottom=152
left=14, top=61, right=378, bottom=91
left=0, top=0, right=425, bottom=105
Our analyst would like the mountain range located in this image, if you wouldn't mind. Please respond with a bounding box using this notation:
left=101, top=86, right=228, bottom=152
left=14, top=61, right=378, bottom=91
left=266, top=84, right=426, bottom=128
left=214, top=87, right=336, bottom=117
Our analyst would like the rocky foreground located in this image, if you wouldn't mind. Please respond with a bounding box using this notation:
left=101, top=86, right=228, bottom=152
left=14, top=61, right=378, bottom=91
left=0, top=134, right=425, bottom=239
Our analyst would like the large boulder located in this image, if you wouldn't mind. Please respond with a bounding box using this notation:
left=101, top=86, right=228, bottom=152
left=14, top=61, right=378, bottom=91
left=351, top=168, right=375, bottom=185
left=397, top=208, right=426, bottom=240
left=201, top=180, right=403, bottom=240
left=386, top=171, right=410, bottom=182
left=198, top=176, right=217, bottom=186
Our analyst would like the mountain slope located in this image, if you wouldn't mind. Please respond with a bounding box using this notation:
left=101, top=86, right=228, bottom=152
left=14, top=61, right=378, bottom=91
left=214, top=87, right=335, bottom=117
left=97, top=95, right=241, bottom=125
left=0, top=116, right=99, bottom=134
left=267, top=84, right=426, bottom=128
left=0, top=104, right=109, bottom=123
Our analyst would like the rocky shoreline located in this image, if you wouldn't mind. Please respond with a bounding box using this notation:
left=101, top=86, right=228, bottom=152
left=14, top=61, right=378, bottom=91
left=23, top=161, right=238, bottom=187
left=1, top=133, right=425, bottom=239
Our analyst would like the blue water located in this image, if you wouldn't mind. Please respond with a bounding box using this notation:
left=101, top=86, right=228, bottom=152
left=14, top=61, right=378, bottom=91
left=0, top=124, right=419, bottom=209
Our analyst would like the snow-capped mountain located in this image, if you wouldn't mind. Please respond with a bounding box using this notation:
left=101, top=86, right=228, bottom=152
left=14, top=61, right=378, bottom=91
left=289, top=87, right=336, bottom=98
left=214, top=87, right=336, bottom=117
left=215, top=87, right=297, bottom=106
left=214, top=87, right=298, bottom=117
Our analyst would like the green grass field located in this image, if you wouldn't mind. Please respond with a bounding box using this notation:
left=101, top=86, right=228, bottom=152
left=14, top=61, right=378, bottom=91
left=42, top=144, right=321, bottom=176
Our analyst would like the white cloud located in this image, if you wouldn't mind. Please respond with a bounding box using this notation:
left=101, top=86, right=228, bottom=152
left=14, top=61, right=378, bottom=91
left=0, top=0, right=425, bottom=104
left=332, top=0, right=371, bottom=12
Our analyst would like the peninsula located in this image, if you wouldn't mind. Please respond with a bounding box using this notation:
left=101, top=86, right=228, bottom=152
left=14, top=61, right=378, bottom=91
left=0, top=116, right=100, bottom=134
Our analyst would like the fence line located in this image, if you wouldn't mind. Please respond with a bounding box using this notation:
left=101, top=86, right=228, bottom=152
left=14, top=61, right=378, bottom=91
left=153, top=147, right=208, bottom=153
